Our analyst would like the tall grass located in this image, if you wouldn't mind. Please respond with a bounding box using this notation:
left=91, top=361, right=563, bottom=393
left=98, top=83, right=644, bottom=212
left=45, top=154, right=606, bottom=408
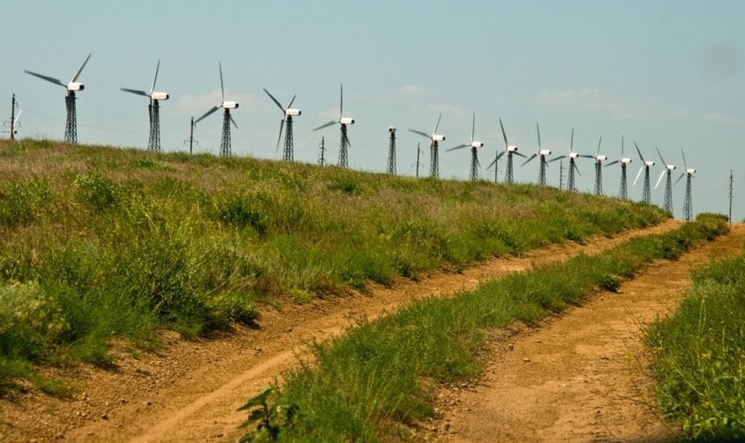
left=239, top=214, right=729, bottom=442
left=646, top=217, right=745, bottom=440
left=0, top=139, right=666, bottom=386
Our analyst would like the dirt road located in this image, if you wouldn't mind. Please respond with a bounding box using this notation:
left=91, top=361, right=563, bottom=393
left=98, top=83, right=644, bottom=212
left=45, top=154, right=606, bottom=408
left=426, top=223, right=745, bottom=442
left=3, top=220, right=740, bottom=442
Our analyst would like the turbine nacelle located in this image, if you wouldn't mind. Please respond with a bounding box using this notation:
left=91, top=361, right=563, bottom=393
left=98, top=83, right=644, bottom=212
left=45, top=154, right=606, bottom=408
left=645, top=160, right=655, bottom=167
left=569, top=152, right=579, bottom=159
left=470, top=141, right=484, bottom=148
left=596, top=155, right=607, bottom=162
left=686, top=168, right=696, bottom=175
left=507, top=145, right=518, bottom=153
left=388, top=126, right=396, bottom=133
left=621, top=158, right=632, bottom=164
left=539, top=149, right=551, bottom=156
left=222, top=101, right=239, bottom=110
left=667, top=165, right=676, bottom=171
left=340, top=117, right=355, bottom=126
left=67, top=82, right=85, bottom=92
left=286, top=109, right=301, bottom=117
left=151, top=92, right=169, bottom=101
left=432, top=134, right=445, bottom=142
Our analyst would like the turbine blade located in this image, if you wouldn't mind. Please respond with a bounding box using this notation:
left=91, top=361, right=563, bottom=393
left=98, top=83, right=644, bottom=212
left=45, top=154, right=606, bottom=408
left=339, top=83, right=344, bottom=119
left=674, top=173, right=685, bottom=187
left=486, top=158, right=496, bottom=170
left=621, top=135, right=625, bottom=157
left=579, top=154, right=595, bottom=159
left=522, top=153, right=537, bottom=166
left=263, top=88, right=285, bottom=112
left=432, top=112, right=442, bottom=134
left=548, top=155, right=566, bottom=163
left=276, top=118, right=285, bottom=152
left=70, top=53, right=92, bottom=83
left=231, top=115, right=239, bottom=130
left=499, top=118, right=509, bottom=147
left=219, top=62, right=225, bottom=102
left=409, top=128, right=431, bottom=139
left=496, top=151, right=505, bottom=160
left=536, top=122, right=541, bottom=149
left=120, top=88, right=149, bottom=97
left=446, top=144, right=468, bottom=152
left=681, top=148, right=688, bottom=169
left=194, top=105, right=220, bottom=124
left=13, top=110, right=22, bottom=125
left=151, top=59, right=160, bottom=94
left=24, top=70, right=65, bottom=87
left=654, top=169, right=666, bottom=189
left=313, top=120, right=337, bottom=132
left=471, top=113, right=476, bottom=142
left=656, top=146, right=667, bottom=166
left=634, top=141, right=645, bottom=162
left=476, top=157, right=482, bottom=169
left=573, top=162, right=582, bottom=176
left=605, top=160, right=619, bottom=167
left=514, top=151, right=527, bottom=158
left=288, top=94, right=297, bottom=109
left=597, top=135, right=602, bottom=155
left=633, top=166, right=644, bottom=186
left=570, top=127, right=574, bottom=152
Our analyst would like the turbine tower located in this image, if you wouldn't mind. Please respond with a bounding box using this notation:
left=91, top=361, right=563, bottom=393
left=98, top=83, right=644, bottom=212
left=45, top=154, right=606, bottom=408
left=195, top=62, right=239, bottom=156
left=548, top=128, right=581, bottom=191
left=675, top=149, right=696, bottom=221
left=654, top=147, right=676, bottom=214
left=409, top=113, right=446, bottom=178
left=313, top=84, right=355, bottom=168
left=633, top=142, right=655, bottom=204
left=521, top=122, right=552, bottom=186
left=488, top=118, right=525, bottom=184
left=263, top=88, right=301, bottom=161
left=387, top=127, right=396, bottom=175
left=121, top=59, right=170, bottom=152
left=579, top=135, right=609, bottom=196
left=447, top=113, right=484, bottom=181
left=24, top=53, right=92, bottom=144
left=604, top=136, right=632, bottom=200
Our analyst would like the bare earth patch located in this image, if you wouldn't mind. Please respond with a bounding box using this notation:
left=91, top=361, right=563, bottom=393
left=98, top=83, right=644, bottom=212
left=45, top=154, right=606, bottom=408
left=4, top=219, right=738, bottom=443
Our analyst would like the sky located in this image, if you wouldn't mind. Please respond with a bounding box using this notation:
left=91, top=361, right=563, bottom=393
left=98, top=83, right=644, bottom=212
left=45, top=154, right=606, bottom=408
left=1, top=1, right=743, bottom=221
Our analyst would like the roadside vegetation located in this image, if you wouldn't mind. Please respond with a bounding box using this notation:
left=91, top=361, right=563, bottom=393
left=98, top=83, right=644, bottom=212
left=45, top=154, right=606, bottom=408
left=238, top=214, right=729, bottom=442
left=646, top=220, right=745, bottom=441
left=0, top=139, right=666, bottom=391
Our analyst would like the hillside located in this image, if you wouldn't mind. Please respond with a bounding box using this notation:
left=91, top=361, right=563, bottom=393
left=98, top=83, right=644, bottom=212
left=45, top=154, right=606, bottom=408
left=0, top=139, right=666, bottom=385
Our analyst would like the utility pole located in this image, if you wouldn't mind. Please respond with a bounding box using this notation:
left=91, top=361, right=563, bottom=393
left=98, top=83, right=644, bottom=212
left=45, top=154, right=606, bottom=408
left=415, top=142, right=421, bottom=178
left=10, top=94, right=16, bottom=141
left=188, top=117, right=195, bottom=154
left=729, top=170, right=734, bottom=224
left=318, top=137, right=326, bottom=166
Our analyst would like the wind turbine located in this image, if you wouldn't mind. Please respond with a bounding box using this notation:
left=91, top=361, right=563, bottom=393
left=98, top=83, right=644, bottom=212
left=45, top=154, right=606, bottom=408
left=263, top=88, right=301, bottom=161
left=488, top=118, right=525, bottom=184
left=675, top=149, right=696, bottom=221
left=447, top=113, right=484, bottom=181
left=121, top=60, right=170, bottom=152
left=579, top=135, right=609, bottom=196
left=409, top=113, right=446, bottom=178
left=604, top=136, right=632, bottom=200
left=195, top=62, right=239, bottom=157
left=633, top=142, right=655, bottom=204
left=313, top=84, right=355, bottom=168
left=654, top=147, right=676, bottom=213
left=24, top=53, right=92, bottom=144
left=521, top=123, right=552, bottom=185
left=548, top=128, right=581, bottom=191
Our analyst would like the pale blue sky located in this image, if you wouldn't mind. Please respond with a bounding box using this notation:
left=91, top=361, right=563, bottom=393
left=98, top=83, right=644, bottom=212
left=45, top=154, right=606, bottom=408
left=1, top=1, right=743, bottom=220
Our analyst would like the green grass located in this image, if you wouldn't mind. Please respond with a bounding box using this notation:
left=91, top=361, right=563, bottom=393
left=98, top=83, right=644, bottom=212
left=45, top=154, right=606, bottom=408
left=0, top=139, right=667, bottom=389
left=238, top=213, right=729, bottom=442
left=646, top=217, right=745, bottom=441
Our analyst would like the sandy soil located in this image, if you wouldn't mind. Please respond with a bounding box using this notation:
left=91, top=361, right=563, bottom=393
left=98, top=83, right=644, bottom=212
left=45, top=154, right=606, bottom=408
left=2, top=219, right=740, bottom=443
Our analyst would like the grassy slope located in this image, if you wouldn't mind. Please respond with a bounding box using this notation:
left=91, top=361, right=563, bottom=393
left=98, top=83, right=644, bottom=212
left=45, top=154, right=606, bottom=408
left=646, top=234, right=745, bottom=441
left=0, top=139, right=666, bottom=384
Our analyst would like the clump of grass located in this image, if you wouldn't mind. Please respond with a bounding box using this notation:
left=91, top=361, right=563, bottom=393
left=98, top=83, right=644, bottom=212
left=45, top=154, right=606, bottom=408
left=645, top=214, right=745, bottom=440
left=239, top=214, right=728, bottom=442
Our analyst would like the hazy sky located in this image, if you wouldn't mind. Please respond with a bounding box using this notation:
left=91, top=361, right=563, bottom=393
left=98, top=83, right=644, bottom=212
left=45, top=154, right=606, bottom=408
left=1, top=1, right=743, bottom=220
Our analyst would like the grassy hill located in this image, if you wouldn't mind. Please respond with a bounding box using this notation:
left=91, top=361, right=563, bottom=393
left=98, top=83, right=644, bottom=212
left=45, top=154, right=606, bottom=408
left=0, top=139, right=667, bottom=386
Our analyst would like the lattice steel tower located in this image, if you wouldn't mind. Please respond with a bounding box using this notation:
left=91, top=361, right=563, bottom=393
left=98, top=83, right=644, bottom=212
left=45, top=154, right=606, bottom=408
left=263, top=88, right=300, bottom=162
left=491, top=118, right=525, bottom=184
left=220, top=109, right=232, bottom=156
left=121, top=60, right=170, bottom=152
left=313, top=84, right=355, bottom=168
left=194, top=62, right=239, bottom=157
left=387, top=127, right=396, bottom=174
left=447, top=114, right=483, bottom=181
left=409, top=113, right=445, bottom=179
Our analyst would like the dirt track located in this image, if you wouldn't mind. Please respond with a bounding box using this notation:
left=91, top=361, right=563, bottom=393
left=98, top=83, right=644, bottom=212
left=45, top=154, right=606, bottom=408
left=2, top=220, right=743, bottom=442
